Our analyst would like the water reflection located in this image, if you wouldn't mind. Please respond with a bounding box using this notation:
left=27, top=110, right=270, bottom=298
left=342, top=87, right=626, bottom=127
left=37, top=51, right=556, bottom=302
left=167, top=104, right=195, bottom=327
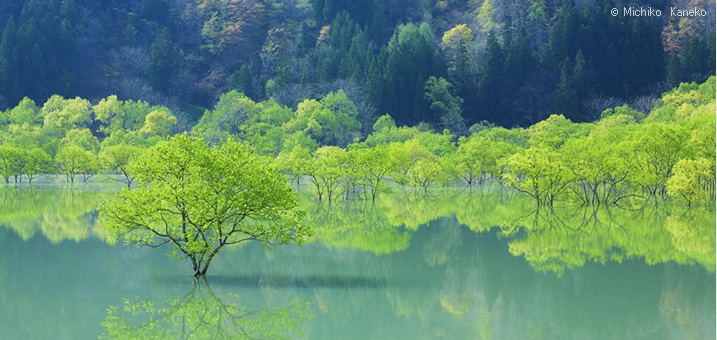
left=301, top=190, right=714, bottom=273
left=0, top=186, right=115, bottom=242
left=1, top=186, right=713, bottom=273
left=0, top=186, right=713, bottom=339
left=503, top=204, right=715, bottom=274
left=101, top=277, right=313, bottom=339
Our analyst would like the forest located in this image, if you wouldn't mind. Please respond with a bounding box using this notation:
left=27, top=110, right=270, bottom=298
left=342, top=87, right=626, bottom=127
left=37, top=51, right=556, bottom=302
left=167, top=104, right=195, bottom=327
left=0, top=0, right=714, bottom=207
left=0, top=0, right=714, bottom=129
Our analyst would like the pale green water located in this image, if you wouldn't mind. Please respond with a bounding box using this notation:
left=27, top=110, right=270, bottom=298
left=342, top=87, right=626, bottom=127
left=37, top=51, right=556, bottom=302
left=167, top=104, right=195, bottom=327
left=0, top=187, right=714, bottom=339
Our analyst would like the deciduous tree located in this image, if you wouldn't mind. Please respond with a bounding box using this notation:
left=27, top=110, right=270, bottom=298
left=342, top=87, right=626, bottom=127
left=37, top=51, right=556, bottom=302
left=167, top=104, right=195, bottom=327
left=99, top=134, right=310, bottom=276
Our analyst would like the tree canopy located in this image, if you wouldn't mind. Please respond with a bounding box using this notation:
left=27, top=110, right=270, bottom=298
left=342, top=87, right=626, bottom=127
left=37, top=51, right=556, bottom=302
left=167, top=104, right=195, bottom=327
left=99, top=133, right=311, bottom=276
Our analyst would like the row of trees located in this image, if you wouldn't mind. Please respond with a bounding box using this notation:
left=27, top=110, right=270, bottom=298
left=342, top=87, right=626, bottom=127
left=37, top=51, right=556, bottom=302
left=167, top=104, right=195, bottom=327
left=0, top=94, right=177, bottom=185
left=270, top=77, right=715, bottom=207
left=1, top=77, right=714, bottom=208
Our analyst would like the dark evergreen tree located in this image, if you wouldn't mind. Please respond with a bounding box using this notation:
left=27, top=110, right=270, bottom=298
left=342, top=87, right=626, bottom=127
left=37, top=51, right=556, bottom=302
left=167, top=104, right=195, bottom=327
left=375, top=23, right=445, bottom=126
left=667, top=34, right=716, bottom=88
left=147, top=27, right=181, bottom=94
left=229, top=64, right=256, bottom=100
left=478, top=31, right=506, bottom=125
left=0, top=17, right=18, bottom=106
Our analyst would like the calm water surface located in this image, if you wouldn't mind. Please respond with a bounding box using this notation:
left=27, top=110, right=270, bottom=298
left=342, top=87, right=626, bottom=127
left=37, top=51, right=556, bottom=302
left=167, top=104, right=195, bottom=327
left=0, top=186, right=714, bottom=339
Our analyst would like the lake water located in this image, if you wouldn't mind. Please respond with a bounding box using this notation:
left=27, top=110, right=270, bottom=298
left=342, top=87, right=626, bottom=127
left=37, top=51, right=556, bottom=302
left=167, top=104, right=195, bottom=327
left=0, top=186, right=714, bottom=339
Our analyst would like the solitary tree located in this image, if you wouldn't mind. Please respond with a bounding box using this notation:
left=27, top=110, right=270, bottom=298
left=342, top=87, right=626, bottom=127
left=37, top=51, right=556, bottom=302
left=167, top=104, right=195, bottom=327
left=99, top=134, right=310, bottom=277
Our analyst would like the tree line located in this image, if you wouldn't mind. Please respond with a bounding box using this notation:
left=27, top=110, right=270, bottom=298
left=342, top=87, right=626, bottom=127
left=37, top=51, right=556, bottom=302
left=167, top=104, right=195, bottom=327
left=0, top=76, right=714, bottom=208
left=0, top=0, right=714, bottom=130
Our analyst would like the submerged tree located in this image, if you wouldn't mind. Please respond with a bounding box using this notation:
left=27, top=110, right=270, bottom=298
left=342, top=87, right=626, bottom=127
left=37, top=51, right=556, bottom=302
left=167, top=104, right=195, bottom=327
left=99, top=133, right=311, bottom=277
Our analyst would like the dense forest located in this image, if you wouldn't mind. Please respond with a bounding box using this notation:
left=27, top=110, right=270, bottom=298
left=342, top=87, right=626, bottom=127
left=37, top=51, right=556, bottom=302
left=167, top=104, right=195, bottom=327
left=0, top=0, right=714, bottom=130
left=0, top=0, right=715, bottom=207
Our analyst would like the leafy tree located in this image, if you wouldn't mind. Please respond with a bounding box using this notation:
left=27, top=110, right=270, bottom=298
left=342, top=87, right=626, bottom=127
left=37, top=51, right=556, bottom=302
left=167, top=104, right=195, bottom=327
left=99, top=134, right=310, bottom=277
left=60, top=128, right=100, bottom=153
left=7, top=97, right=39, bottom=125
left=306, top=146, right=345, bottom=202
left=274, top=145, right=311, bottom=188
left=503, top=146, right=572, bottom=206
left=55, top=145, right=97, bottom=184
left=138, top=110, right=177, bottom=138
left=41, top=95, right=92, bottom=131
left=476, top=0, right=503, bottom=35
left=600, top=105, right=645, bottom=122
left=440, top=24, right=474, bottom=76
left=627, top=123, right=689, bottom=196
left=93, top=95, right=126, bottom=135
left=364, top=114, right=419, bottom=146
left=284, top=91, right=361, bottom=147
left=407, top=155, right=445, bottom=192
left=22, top=147, right=53, bottom=183
left=451, top=136, right=498, bottom=188
left=194, top=90, right=260, bottom=143
left=350, top=143, right=397, bottom=201
left=0, top=144, right=22, bottom=183
left=99, top=144, right=142, bottom=188
left=667, top=158, right=714, bottom=207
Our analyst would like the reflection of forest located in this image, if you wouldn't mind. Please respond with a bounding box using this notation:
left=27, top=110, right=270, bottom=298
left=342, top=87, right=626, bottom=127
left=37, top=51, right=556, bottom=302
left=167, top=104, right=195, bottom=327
left=304, top=190, right=715, bottom=274
left=0, top=187, right=713, bottom=339
left=101, top=278, right=312, bottom=339
left=0, top=186, right=115, bottom=242
left=219, top=203, right=715, bottom=339
left=2, top=186, right=713, bottom=273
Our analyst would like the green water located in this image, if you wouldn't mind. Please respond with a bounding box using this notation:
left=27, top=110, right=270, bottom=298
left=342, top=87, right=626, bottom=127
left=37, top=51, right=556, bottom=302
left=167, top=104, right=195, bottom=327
left=0, top=187, right=714, bottom=339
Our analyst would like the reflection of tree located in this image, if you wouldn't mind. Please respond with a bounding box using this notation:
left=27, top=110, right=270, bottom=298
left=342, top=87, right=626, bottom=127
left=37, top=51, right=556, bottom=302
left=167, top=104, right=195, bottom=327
left=0, top=187, right=113, bottom=242
left=505, top=205, right=716, bottom=275
left=101, top=278, right=312, bottom=339
left=303, top=197, right=412, bottom=255
left=659, top=263, right=715, bottom=340
left=666, top=207, right=716, bottom=267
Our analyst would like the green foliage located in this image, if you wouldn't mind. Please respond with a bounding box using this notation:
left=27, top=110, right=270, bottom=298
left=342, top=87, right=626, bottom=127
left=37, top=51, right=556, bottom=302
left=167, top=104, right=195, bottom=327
left=101, top=282, right=312, bottom=339
left=285, top=91, right=362, bottom=148
left=0, top=144, right=22, bottom=183
left=99, top=144, right=142, bottom=188
left=0, top=187, right=113, bottom=242
left=41, top=96, right=92, bottom=131
left=55, top=145, right=98, bottom=183
left=450, top=136, right=498, bottom=187
left=7, top=97, right=39, bottom=125
left=503, top=146, right=571, bottom=205
left=667, top=158, right=714, bottom=206
left=22, top=148, right=53, bottom=183
left=424, top=76, right=463, bottom=128
left=601, top=105, right=645, bottom=122
left=274, top=145, right=311, bottom=187
left=627, top=123, right=689, bottom=194
left=138, top=109, right=177, bottom=138
left=99, top=134, right=311, bottom=276
left=93, top=95, right=126, bottom=135
left=60, top=128, right=100, bottom=153
left=307, top=146, right=346, bottom=202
